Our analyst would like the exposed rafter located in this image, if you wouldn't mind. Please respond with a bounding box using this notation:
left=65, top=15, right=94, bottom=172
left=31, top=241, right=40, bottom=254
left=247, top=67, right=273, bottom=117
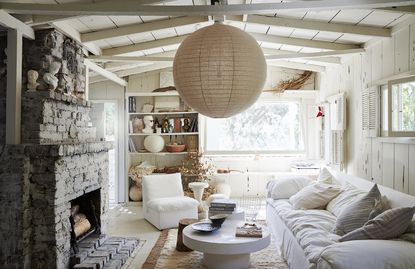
left=268, top=60, right=326, bottom=73
left=52, top=21, right=102, bottom=55
left=2, top=1, right=415, bottom=16
left=0, top=10, right=34, bottom=39
left=89, top=55, right=174, bottom=62
left=102, top=35, right=188, bottom=56
left=84, top=59, right=127, bottom=86
left=245, top=15, right=391, bottom=37
left=252, top=33, right=360, bottom=51
left=264, top=48, right=365, bottom=60
left=81, top=16, right=208, bottom=43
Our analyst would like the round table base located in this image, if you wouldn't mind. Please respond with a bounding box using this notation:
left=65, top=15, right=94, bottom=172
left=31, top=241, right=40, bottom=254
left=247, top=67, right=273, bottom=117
left=203, top=253, right=250, bottom=269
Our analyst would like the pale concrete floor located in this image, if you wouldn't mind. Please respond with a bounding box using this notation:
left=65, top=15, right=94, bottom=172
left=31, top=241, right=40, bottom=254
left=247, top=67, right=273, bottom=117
left=107, top=203, right=160, bottom=269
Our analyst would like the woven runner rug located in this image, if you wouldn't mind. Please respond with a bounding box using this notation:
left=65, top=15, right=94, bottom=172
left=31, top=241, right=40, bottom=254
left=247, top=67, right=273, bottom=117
left=142, top=228, right=288, bottom=269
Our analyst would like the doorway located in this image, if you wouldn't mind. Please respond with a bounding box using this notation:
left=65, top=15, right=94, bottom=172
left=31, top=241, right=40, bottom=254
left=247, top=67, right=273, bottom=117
left=90, top=101, right=119, bottom=205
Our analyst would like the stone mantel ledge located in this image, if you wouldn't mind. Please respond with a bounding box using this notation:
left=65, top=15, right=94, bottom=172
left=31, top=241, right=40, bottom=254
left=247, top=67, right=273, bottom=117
left=2, top=141, right=113, bottom=158
left=23, top=91, right=92, bottom=107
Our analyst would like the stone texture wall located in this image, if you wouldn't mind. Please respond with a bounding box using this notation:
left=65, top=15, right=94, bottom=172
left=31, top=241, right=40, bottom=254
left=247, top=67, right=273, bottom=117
left=0, top=36, right=7, bottom=145
left=23, top=29, right=86, bottom=96
left=22, top=91, right=96, bottom=144
left=0, top=143, right=111, bottom=269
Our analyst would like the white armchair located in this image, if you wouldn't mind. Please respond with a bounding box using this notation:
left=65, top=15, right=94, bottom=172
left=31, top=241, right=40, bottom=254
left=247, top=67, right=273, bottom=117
left=142, top=173, right=199, bottom=230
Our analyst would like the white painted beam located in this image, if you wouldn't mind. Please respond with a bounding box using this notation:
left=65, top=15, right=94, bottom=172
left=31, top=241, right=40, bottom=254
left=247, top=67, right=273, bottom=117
left=102, top=35, right=188, bottom=56
left=114, top=62, right=172, bottom=77
left=82, top=16, right=208, bottom=43
left=268, top=60, right=326, bottom=73
left=253, top=33, right=360, bottom=50
left=2, top=1, right=415, bottom=16
left=51, top=21, right=102, bottom=56
left=6, top=29, right=22, bottom=144
left=89, top=55, right=174, bottom=62
left=84, top=59, right=127, bottom=86
left=265, top=48, right=365, bottom=60
left=245, top=15, right=391, bottom=37
left=0, top=10, right=34, bottom=39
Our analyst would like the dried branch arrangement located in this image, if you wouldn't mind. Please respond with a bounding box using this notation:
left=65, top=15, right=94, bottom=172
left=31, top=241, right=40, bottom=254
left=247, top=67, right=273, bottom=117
left=268, top=71, right=313, bottom=93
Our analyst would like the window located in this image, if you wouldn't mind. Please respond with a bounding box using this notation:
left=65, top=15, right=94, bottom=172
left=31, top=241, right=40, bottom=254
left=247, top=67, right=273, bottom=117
left=385, top=76, right=415, bottom=136
left=204, top=101, right=304, bottom=153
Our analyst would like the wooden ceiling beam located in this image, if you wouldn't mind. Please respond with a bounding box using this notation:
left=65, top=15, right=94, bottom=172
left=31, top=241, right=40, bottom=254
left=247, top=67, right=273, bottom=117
left=84, top=59, right=127, bottom=86
left=268, top=60, right=326, bottom=72
left=81, top=16, right=208, bottom=43
left=245, top=14, right=391, bottom=37
left=2, top=0, right=415, bottom=16
left=0, top=10, right=34, bottom=39
left=253, top=33, right=360, bottom=50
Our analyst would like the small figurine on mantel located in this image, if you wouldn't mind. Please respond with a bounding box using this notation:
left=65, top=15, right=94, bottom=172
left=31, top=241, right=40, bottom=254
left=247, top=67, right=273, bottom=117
left=27, top=70, right=39, bottom=92
left=43, top=61, right=61, bottom=91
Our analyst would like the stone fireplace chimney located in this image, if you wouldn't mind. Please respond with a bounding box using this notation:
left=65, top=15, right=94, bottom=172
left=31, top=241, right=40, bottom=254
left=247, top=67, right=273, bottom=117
left=0, top=29, right=112, bottom=269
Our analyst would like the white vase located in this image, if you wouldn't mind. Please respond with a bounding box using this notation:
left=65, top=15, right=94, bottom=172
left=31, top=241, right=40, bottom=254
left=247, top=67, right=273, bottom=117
left=144, top=135, right=165, bottom=153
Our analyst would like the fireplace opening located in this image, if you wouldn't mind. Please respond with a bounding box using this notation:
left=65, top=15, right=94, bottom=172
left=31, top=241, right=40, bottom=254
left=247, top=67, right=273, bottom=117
left=69, top=189, right=101, bottom=252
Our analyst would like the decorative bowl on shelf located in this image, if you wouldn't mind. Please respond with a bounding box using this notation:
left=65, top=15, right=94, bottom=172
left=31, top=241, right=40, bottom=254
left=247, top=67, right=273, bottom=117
left=166, top=144, right=186, bottom=152
left=209, top=214, right=229, bottom=227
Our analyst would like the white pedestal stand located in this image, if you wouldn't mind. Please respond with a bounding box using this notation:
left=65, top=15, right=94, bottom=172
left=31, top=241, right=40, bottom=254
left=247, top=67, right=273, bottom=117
left=189, top=182, right=209, bottom=214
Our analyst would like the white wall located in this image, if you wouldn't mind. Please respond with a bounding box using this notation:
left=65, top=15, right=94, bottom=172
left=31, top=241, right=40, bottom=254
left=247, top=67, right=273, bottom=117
left=317, top=16, right=415, bottom=185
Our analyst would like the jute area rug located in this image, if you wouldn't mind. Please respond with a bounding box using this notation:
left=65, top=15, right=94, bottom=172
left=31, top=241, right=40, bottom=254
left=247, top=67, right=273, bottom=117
left=142, top=228, right=288, bottom=269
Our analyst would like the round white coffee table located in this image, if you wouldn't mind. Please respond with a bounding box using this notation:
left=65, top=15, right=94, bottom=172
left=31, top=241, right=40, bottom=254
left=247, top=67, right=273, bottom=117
left=183, top=220, right=270, bottom=269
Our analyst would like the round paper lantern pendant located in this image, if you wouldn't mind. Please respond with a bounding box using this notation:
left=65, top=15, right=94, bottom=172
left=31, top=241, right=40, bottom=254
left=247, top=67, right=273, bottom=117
left=173, top=23, right=267, bottom=118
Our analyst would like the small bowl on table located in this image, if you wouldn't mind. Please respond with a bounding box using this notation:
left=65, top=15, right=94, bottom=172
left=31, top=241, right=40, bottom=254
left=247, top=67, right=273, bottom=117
left=209, top=214, right=229, bottom=228
left=166, top=144, right=186, bottom=153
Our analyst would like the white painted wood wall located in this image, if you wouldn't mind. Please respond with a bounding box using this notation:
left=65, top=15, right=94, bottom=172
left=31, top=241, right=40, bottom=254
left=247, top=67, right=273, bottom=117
left=318, top=17, right=415, bottom=196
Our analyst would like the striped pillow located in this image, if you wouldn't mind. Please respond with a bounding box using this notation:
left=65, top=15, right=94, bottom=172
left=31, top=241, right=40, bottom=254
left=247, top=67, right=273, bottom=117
left=339, top=207, right=415, bottom=241
left=333, top=184, right=382, bottom=235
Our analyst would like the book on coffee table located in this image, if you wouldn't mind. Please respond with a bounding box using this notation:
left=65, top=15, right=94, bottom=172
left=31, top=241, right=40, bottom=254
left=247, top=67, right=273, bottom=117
left=235, top=223, right=262, bottom=238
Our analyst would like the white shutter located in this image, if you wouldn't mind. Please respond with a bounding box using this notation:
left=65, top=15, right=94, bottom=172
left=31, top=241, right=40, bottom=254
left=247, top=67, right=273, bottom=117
left=362, top=86, right=380, bottom=137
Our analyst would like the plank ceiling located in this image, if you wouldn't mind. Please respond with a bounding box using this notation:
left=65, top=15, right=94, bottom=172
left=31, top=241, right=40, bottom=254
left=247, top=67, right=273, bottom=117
left=0, top=0, right=413, bottom=82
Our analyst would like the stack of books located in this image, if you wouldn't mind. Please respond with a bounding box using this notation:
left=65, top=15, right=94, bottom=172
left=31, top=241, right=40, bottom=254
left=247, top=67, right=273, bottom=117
left=209, top=199, right=236, bottom=217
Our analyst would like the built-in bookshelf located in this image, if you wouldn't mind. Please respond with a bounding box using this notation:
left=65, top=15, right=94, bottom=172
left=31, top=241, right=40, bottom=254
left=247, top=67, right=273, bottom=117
left=125, top=91, right=200, bottom=202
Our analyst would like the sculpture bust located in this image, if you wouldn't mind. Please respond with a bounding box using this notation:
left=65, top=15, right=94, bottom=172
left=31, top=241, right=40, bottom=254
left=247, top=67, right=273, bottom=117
left=27, top=70, right=39, bottom=92
left=142, top=115, right=154, bottom=134
left=43, top=61, right=61, bottom=91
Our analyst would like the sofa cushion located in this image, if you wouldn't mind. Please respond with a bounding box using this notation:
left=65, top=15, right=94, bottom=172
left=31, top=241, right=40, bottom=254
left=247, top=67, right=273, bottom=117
left=333, top=184, right=382, bottom=236
left=268, top=176, right=311, bottom=199
left=147, top=196, right=198, bottom=212
left=339, top=207, right=415, bottom=242
left=326, top=183, right=366, bottom=217
left=289, top=182, right=342, bottom=210
left=267, top=199, right=340, bottom=263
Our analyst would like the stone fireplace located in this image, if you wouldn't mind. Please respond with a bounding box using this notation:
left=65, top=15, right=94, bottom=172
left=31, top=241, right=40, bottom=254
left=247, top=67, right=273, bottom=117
left=0, top=29, right=112, bottom=268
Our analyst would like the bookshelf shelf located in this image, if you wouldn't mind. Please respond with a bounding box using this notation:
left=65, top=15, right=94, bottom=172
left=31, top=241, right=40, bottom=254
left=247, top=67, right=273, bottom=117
left=125, top=91, right=200, bottom=203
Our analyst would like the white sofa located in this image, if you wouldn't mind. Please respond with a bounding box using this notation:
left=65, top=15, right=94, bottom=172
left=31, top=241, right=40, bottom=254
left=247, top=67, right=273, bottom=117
left=266, top=169, right=415, bottom=269
left=142, top=173, right=199, bottom=230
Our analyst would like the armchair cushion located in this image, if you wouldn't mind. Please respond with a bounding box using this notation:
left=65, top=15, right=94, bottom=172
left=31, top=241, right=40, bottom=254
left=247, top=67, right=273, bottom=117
left=147, top=196, right=199, bottom=212
left=142, top=173, right=184, bottom=203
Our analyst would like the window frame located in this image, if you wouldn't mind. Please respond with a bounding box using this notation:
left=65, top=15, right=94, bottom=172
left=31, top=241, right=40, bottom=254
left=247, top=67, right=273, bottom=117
left=202, top=94, right=308, bottom=156
left=387, top=75, right=415, bottom=137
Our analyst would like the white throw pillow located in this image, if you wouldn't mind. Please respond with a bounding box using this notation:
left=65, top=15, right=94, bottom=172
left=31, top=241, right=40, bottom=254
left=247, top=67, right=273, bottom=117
left=317, top=167, right=334, bottom=184
left=326, top=183, right=366, bottom=217
left=289, top=182, right=342, bottom=210
left=268, top=176, right=311, bottom=199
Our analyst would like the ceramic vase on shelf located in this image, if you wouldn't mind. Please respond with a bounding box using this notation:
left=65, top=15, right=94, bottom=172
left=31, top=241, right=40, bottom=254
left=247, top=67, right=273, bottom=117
left=144, top=135, right=165, bottom=153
